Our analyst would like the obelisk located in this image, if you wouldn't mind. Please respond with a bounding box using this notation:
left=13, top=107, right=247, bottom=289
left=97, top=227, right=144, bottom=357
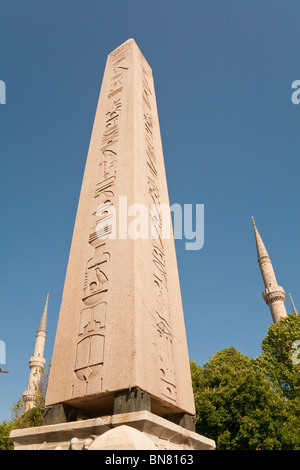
left=45, top=39, right=195, bottom=422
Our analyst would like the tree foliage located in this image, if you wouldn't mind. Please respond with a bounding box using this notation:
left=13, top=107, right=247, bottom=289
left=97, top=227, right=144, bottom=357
left=191, top=348, right=295, bottom=449
left=0, top=401, right=44, bottom=451
left=0, top=421, right=14, bottom=451
left=254, top=314, right=300, bottom=399
left=0, top=366, right=47, bottom=450
left=191, top=316, right=300, bottom=450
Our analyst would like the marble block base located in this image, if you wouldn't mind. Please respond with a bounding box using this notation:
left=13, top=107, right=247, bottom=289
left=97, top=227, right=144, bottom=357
left=9, top=410, right=215, bottom=450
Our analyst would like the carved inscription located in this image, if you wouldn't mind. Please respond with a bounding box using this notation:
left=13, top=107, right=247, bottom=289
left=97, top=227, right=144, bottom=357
left=74, top=302, right=106, bottom=382
left=139, top=53, right=177, bottom=403
left=73, top=44, right=130, bottom=393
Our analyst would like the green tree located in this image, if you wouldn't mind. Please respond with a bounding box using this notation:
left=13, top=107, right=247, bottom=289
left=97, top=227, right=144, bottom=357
left=0, top=421, right=14, bottom=450
left=0, top=397, right=45, bottom=450
left=10, top=400, right=44, bottom=430
left=254, top=314, right=300, bottom=399
left=0, top=363, right=49, bottom=450
left=191, top=347, right=298, bottom=449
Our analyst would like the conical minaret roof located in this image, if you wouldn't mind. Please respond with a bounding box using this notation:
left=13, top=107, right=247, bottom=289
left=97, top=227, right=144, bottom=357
left=251, top=217, right=270, bottom=263
left=38, top=293, right=49, bottom=333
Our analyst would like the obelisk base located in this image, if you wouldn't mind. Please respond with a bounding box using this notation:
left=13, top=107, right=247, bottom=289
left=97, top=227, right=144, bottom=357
left=9, top=410, right=215, bottom=450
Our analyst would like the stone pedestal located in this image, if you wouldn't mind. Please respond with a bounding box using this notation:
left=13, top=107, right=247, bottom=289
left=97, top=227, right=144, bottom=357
left=9, top=410, right=215, bottom=450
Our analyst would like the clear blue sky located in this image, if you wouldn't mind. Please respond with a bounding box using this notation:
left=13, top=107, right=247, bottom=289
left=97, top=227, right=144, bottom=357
left=1, top=0, right=300, bottom=422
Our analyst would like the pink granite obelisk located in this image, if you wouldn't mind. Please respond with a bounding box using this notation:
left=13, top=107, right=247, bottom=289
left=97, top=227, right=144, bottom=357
left=45, top=39, right=195, bottom=422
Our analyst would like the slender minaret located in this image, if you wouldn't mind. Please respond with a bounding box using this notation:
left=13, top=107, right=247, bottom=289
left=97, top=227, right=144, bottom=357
left=252, top=218, right=287, bottom=323
left=289, top=293, right=299, bottom=315
left=23, top=294, right=48, bottom=412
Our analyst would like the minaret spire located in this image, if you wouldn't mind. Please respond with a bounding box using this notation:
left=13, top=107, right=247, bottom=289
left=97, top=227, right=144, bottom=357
left=23, top=294, right=49, bottom=412
left=252, top=218, right=287, bottom=323
left=38, top=293, right=48, bottom=333
left=289, top=293, right=299, bottom=315
left=252, top=217, right=270, bottom=264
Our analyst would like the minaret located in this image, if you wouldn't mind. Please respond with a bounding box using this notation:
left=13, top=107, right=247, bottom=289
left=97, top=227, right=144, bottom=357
left=23, top=294, right=48, bottom=412
left=252, top=217, right=287, bottom=323
left=289, top=293, right=299, bottom=315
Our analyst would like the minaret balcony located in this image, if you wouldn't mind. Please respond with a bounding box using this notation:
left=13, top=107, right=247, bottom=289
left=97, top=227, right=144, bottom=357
left=262, top=285, right=285, bottom=305
left=23, top=389, right=36, bottom=400
left=28, top=356, right=46, bottom=369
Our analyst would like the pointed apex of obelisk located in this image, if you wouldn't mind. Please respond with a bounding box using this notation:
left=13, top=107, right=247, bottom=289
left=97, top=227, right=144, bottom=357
left=120, top=38, right=136, bottom=47
left=289, top=293, right=299, bottom=315
left=251, top=217, right=270, bottom=262
left=108, top=39, right=151, bottom=72
left=38, top=294, right=49, bottom=333
left=109, top=38, right=136, bottom=57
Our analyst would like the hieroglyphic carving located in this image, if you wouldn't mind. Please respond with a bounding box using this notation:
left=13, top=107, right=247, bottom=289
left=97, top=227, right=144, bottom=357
left=73, top=43, right=130, bottom=393
left=74, top=302, right=106, bottom=383
left=140, top=55, right=177, bottom=403
left=82, top=248, right=109, bottom=306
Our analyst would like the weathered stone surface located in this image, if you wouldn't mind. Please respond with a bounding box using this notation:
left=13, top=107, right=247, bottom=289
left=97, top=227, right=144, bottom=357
left=113, top=387, right=151, bottom=415
left=9, top=410, right=216, bottom=450
left=88, top=425, right=157, bottom=450
left=42, top=403, right=78, bottom=425
left=45, top=39, right=195, bottom=418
